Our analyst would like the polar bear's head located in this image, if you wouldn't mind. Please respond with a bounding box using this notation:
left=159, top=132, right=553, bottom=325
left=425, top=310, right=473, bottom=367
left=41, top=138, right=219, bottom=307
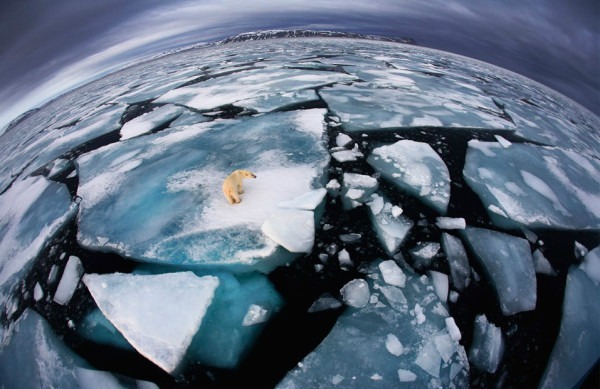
left=236, top=169, right=257, bottom=179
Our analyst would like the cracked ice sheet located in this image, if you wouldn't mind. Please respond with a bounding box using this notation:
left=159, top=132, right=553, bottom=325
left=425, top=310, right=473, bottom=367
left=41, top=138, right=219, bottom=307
left=76, top=109, right=329, bottom=272
left=276, top=260, right=469, bottom=388
left=155, top=66, right=356, bottom=111
left=464, top=140, right=600, bottom=230
left=319, top=83, right=514, bottom=133
left=0, top=176, right=77, bottom=305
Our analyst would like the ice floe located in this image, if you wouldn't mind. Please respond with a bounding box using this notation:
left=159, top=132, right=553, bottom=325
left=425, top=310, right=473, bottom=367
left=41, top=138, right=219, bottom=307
left=368, top=140, right=450, bottom=214
left=83, top=272, right=219, bottom=373
left=368, top=194, right=414, bottom=255
left=464, top=140, right=600, bottom=230
left=440, top=233, right=471, bottom=291
left=461, top=227, right=536, bottom=315
left=469, top=314, right=504, bottom=373
left=53, top=256, right=83, bottom=305
left=120, top=104, right=184, bottom=140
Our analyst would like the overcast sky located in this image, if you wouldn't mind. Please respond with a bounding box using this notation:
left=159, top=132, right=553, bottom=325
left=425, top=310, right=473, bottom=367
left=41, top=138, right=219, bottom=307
left=1, top=0, right=598, bottom=132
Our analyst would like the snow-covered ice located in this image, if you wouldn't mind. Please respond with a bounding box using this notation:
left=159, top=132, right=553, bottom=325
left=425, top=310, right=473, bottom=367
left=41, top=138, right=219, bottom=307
left=368, top=140, right=451, bottom=214
left=461, top=227, right=536, bottom=315
left=120, top=104, right=184, bottom=140
left=464, top=140, right=600, bottom=230
left=83, top=272, right=219, bottom=373
left=340, top=172, right=378, bottom=209
left=262, top=209, right=315, bottom=253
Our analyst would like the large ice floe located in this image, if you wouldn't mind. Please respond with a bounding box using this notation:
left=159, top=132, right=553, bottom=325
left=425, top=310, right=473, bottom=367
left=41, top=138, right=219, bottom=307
left=464, top=140, right=600, bottom=230
left=0, top=36, right=599, bottom=388
left=76, top=109, right=329, bottom=272
left=277, top=260, right=469, bottom=388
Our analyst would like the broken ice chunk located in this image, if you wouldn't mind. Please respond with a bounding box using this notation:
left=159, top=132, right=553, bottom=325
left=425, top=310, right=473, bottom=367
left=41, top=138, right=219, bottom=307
left=415, top=337, right=441, bottom=378
left=445, top=317, right=462, bottom=341
left=325, top=179, right=341, bottom=197
left=398, top=369, right=417, bottom=382
left=261, top=209, right=315, bottom=253
left=428, top=271, right=449, bottom=303
left=308, top=293, right=342, bottom=313
left=277, top=188, right=327, bottom=211
left=368, top=140, right=451, bottom=214
left=440, top=233, right=471, bottom=291
left=385, top=333, right=404, bottom=356
left=83, top=272, right=219, bottom=374
left=338, top=249, right=353, bottom=268
left=579, top=245, right=600, bottom=284
left=331, top=149, right=359, bottom=162
left=339, top=233, right=361, bottom=243
left=435, top=217, right=466, bottom=230
left=410, top=242, right=440, bottom=270
left=120, top=104, right=184, bottom=140
left=434, top=333, right=457, bottom=363
left=341, top=173, right=379, bottom=209
left=462, top=227, right=536, bottom=315
left=469, top=314, right=504, bottom=373
left=242, top=304, right=269, bottom=326
left=494, top=134, right=512, bottom=148
left=53, top=256, right=84, bottom=305
left=533, top=249, right=557, bottom=276
left=336, top=133, right=353, bottom=148
left=539, top=266, right=600, bottom=388
left=574, top=241, right=589, bottom=260
left=368, top=194, right=413, bottom=255
left=340, top=279, right=370, bottom=308
left=378, top=260, right=406, bottom=288
left=33, top=283, right=44, bottom=301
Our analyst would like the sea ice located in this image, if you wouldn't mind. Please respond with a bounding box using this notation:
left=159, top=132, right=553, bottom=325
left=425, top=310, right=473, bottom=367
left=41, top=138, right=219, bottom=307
left=368, top=194, right=414, bottom=255
left=277, top=260, right=469, bottom=388
left=335, top=133, right=353, bottom=148
left=539, top=266, right=600, bottom=388
left=368, top=140, right=450, bottom=214
left=340, top=279, right=370, bottom=308
left=242, top=304, right=269, bottom=326
left=533, top=249, right=557, bottom=276
left=76, top=109, right=329, bottom=272
left=83, top=272, right=219, bottom=373
left=0, top=176, right=77, bottom=307
left=340, top=172, right=379, bottom=209
left=579, top=245, right=600, bottom=284
left=53, top=256, right=83, bottom=305
left=308, top=293, right=342, bottom=313
left=440, top=233, right=471, bottom=291
left=262, top=209, right=315, bottom=253
left=436, top=217, right=466, bottom=230
left=428, top=271, right=449, bottom=303
left=469, top=314, right=504, bottom=373
left=410, top=242, right=440, bottom=270
left=120, top=104, right=184, bottom=140
left=378, top=260, right=406, bottom=288
left=464, top=140, right=600, bottom=230
left=461, top=227, right=536, bottom=315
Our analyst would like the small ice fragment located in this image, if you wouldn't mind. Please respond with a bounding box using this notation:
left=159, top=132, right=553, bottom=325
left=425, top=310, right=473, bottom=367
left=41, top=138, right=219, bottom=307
left=521, top=228, right=538, bottom=243
left=533, top=250, right=557, bottom=276
left=445, top=317, right=462, bottom=341
left=314, top=264, right=324, bottom=273
left=435, top=217, right=466, bottom=230
left=414, top=303, right=426, bottom=324
left=340, top=233, right=362, bottom=243
left=449, top=290, right=459, bottom=303
left=391, top=205, right=403, bottom=218
left=434, top=333, right=457, bottom=363
left=308, top=293, right=342, bottom=313
left=370, top=373, right=383, bottom=381
left=488, top=204, right=508, bottom=217
left=378, top=260, right=406, bottom=287
left=574, top=241, right=589, bottom=260
left=398, top=369, right=417, bottom=382
left=53, top=256, right=83, bottom=305
left=340, top=279, right=370, bottom=308
left=469, top=314, right=504, bottom=373
left=326, top=179, right=341, bottom=197
left=336, top=133, right=353, bottom=148
left=369, top=195, right=385, bottom=215
left=494, top=135, right=512, bottom=148
left=242, top=304, right=269, bottom=326
left=33, top=283, right=44, bottom=301
left=47, top=265, right=59, bottom=284
left=428, top=271, right=449, bottom=303
left=385, top=333, right=404, bottom=356
left=338, top=249, right=353, bottom=267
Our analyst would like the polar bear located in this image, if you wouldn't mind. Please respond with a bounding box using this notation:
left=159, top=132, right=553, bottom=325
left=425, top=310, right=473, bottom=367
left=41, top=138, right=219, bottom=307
left=222, top=169, right=257, bottom=204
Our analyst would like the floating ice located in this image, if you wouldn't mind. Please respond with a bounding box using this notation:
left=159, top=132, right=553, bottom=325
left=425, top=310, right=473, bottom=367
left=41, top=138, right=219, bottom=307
left=436, top=217, right=466, bottom=230
left=277, top=260, right=469, bottom=388
left=368, top=194, right=413, bottom=255
left=368, top=140, right=450, bottom=214
left=242, top=304, right=269, bottom=326
left=262, top=209, right=315, bottom=253
left=156, top=67, right=355, bottom=112
left=308, top=293, right=342, bottom=313
left=440, top=233, right=471, bottom=291
left=340, top=279, right=370, bottom=308
left=539, top=266, right=600, bottom=388
left=83, top=272, right=219, bottom=373
left=340, top=173, right=379, bottom=210
left=335, top=133, right=353, bottom=148
left=533, top=249, right=557, bottom=276
left=33, top=282, right=44, bottom=301
left=337, top=249, right=353, bottom=268
left=579, top=245, right=600, bottom=284
left=120, top=104, right=184, bottom=140
left=325, top=178, right=341, bottom=197
left=238, top=89, right=320, bottom=113
left=0, top=176, right=77, bottom=305
left=378, top=260, right=406, bottom=288
left=277, top=188, right=327, bottom=211
left=445, top=317, right=462, bottom=341
left=464, top=141, right=600, bottom=230
left=494, top=134, right=512, bottom=148
left=76, top=109, right=329, bottom=272
left=461, top=227, right=536, bottom=315
left=410, top=242, right=440, bottom=270
left=469, top=314, right=504, bottom=373
left=428, top=271, right=449, bottom=303
left=53, top=256, right=83, bottom=305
